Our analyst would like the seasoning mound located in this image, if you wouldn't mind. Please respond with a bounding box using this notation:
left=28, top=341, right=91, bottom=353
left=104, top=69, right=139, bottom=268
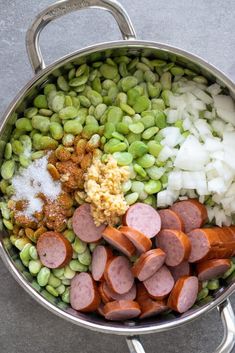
left=84, top=156, right=129, bottom=226
left=11, top=155, right=61, bottom=219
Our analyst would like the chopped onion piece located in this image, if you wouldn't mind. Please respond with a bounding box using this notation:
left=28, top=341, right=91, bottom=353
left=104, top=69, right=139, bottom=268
left=208, top=177, right=227, bottom=194
left=168, top=171, right=182, bottom=190
left=204, top=137, right=222, bottom=152
left=193, top=88, right=213, bottom=104
left=157, top=189, right=178, bottom=208
left=194, top=119, right=212, bottom=136
left=174, top=135, right=209, bottom=171
left=182, top=117, right=192, bottom=131
left=211, top=119, right=225, bottom=136
left=214, top=95, right=235, bottom=112
left=161, top=127, right=181, bottom=147
left=207, top=83, right=222, bottom=96
left=166, top=109, right=179, bottom=123
left=217, top=109, right=235, bottom=126
left=158, top=145, right=176, bottom=162
left=225, top=183, right=235, bottom=197
left=223, top=131, right=235, bottom=150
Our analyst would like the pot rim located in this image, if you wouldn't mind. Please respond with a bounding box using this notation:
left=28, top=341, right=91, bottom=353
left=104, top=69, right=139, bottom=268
left=1, top=39, right=235, bottom=335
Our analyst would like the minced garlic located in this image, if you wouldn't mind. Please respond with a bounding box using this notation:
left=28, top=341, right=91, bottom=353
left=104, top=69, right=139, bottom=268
left=84, top=155, right=129, bottom=226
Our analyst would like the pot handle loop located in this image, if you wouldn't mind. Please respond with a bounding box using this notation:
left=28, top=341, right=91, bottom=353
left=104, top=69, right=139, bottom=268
left=126, top=299, right=235, bottom=353
left=214, top=299, right=235, bottom=353
left=126, top=336, right=145, bottom=353
left=26, top=0, right=136, bottom=74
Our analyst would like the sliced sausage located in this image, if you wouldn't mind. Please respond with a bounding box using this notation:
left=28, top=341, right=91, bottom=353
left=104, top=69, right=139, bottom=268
left=102, top=226, right=135, bottom=257
left=143, top=265, right=174, bottom=300
left=97, top=303, right=105, bottom=317
left=136, top=283, right=148, bottom=304
left=167, top=276, right=199, bottom=313
left=156, top=229, right=191, bottom=266
left=188, top=228, right=220, bottom=263
left=158, top=209, right=184, bottom=231
left=136, top=283, right=168, bottom=319
left=216, top=227, right=235, bottom=255
left=70, top=273, right=101, bottom=312
left=168, top=261, right=191, bottom=282
left=119, top=226, right=152, bottom=253
left=170, top=199, right=208, bottom=233
left=227, top=227, right=235, bottom=256
left=132, top=249, right=166, bottom=281
left=72, top=203, right=105, bottom=243
left=91, top=246, right=113, bottom=281
left=136, top=282, right=150, bottom=302
left=123, top=203, right=161, bottom=238
left=98, top=281, right=112, bottom=304
left=139, top=299, right=168, bottom=319
left=103, top=300, right=141, bottom=321
left=104, top=256, right=134, bottom=294
left=196, top=259, right=231, bottom=281
left=37, top=231, right=73, bottom=269
left=228, top=226, right=235, bottom=239
left=66, top=308, right=80, bottom=317
left=187, top=227, right=235, bottom=263
left=103, top=282, right=136, bottom=301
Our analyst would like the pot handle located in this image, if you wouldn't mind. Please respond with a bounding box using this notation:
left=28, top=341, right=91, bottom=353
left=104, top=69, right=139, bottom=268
left=126, top=299, right=235, bottom=353
left=26, top=0, right=136, bottom=74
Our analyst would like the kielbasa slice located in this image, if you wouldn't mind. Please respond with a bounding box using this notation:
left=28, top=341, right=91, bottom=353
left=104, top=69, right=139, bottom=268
left=70, top=273, right=101, bottom=312
left=167, top=276, right=199, bottom=313
left=136, top=283, right=168, bottom=319
left=123, top=203, right=161, bottom=238
left=158, top=209, right=184, bottom=231
left=72, top=203, right=105, bottom=243
left=156, top=229, right=191, bottom=266
left=104, top=256, right=134, bottom=294
left=170, top=199, right=208, bottom=233
left=97, top=303, right=105, bottom=317
left=102, top=226, right=135, bottom=257
left=98, top=281, right=112, bottom=304
left=132, top=249, right=166, bottom=281
left=168, top=261, right=191, bottom=282
left=228, top=226, right=235, bottom=239
left=91, top=246, right=113, bottom=281
left=215, top=227, right=235, bottom=256
left=119, top=226, right=152, bottom=253
left=103, top=282, right=136, bottom=301
left=196, top=259, right=231, bottom=281
left=37, top=231, right=73, bottom=269
left=188, top=228, right=219, bottom=263
left=143, top=265, right=174, bottom=299
left=187, top=227, right=235, bottom=263
left=139, top=299, right=168, bottom=319
left=103, top=300, right=141, bottom=321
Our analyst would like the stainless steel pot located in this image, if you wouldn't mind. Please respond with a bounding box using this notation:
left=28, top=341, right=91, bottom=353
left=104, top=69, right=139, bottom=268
left=0, top=1, right=235, bottom=352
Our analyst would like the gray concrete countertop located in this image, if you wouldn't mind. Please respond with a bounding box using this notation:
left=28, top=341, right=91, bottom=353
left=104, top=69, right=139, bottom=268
left=0, top=1, right=235, bottom=352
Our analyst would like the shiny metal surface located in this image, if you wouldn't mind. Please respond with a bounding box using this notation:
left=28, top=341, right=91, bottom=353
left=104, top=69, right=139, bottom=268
left=26, top=0, right=136, bottom=73
left=126, top=300, right=235, bottom=353
left=0, top=0, right=235, bottom=352
left=126, top=336, right=146, bottom=353
left=214, top=300, right=235, bottom=353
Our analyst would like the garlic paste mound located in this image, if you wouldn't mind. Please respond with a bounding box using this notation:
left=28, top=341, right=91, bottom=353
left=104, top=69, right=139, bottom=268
left=84, top=156, right=129, bottom=226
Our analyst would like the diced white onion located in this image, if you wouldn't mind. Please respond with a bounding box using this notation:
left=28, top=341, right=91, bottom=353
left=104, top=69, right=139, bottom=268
left=174, top=136, right=209, bottom=171
left=207, top=83, right=222, bottom=96
left=158, top=145, right=175, bottom=162
left=156, top=78, right=235, bottom=226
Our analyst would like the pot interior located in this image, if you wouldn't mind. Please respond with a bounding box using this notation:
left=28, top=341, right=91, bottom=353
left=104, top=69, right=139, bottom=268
left=0, top=42, right=235, bottom=334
